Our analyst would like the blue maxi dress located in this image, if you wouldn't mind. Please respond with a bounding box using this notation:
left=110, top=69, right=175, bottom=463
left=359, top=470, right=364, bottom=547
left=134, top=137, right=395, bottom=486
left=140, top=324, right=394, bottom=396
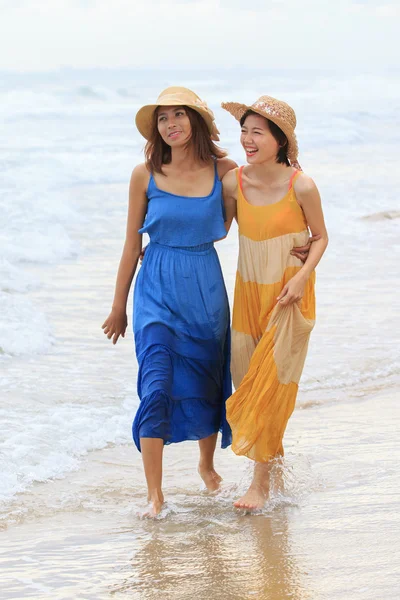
left=132, top=162, right=232, bottom=451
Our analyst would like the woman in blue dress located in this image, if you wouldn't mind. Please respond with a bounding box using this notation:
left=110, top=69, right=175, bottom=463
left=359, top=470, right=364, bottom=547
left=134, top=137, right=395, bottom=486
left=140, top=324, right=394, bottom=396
left=102, top=87, right=236, bottom=516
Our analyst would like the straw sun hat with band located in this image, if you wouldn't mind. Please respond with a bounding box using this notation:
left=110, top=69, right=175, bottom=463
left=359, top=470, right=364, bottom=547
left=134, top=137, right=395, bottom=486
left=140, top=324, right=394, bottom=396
left=135, top=86, right=220, bottom=142
left=221, top=96, right=301, bottom=170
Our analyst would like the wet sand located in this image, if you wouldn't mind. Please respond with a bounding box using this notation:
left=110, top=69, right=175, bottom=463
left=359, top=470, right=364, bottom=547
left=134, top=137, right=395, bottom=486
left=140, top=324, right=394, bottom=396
left=1, top=388, right=399, bottom=600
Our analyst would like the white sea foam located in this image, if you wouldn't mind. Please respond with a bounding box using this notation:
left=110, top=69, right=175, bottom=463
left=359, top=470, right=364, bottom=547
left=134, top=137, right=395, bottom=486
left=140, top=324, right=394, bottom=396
left=0, top=292, right=54, bottom=356
left=0, top=395, right=136, bottom=506
left=0, top=259, right=37, bottom=293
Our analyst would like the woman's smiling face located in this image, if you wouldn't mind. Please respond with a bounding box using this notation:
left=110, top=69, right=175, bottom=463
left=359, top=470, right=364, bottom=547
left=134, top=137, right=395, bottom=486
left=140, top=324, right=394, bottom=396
left=240, top=113, right=280, bottom=164
left=157, top=106, right=192, bottom=147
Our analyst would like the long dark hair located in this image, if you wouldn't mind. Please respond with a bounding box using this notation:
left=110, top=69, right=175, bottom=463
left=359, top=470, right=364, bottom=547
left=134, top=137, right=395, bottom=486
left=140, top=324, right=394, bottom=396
left=145, top=106, right=226, bottom=174
left=240, top=109, right=290, bottom=166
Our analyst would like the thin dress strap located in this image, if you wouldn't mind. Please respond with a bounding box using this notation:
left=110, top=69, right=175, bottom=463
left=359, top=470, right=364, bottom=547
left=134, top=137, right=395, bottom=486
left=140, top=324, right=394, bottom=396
left=213, top=158, right=221, bottom=182
left=288, top=169, right=299, bottom=191
left=238, top=166, right=244, bottom=192
left=146, top=172, right=155, bottom=196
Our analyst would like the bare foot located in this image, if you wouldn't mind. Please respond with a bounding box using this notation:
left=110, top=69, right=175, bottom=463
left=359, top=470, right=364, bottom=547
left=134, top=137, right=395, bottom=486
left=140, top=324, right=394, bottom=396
left=198, top=465, right=223, bottom=492
left=233, top=485, right=267, bottom=510
left=142, top=491, right=164, bottom=518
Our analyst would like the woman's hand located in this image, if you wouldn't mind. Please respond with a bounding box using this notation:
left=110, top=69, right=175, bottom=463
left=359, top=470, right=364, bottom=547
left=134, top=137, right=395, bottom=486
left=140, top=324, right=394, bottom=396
left=277, top=273, right=306, bottom=307
left=102, top=308, right=128, bottom=344
left=291, top=234, right=321, bottom=262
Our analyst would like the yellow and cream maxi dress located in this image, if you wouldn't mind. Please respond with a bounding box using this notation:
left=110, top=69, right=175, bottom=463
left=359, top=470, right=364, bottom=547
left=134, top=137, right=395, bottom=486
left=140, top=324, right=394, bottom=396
left=227, top=167, right=315, bottom=463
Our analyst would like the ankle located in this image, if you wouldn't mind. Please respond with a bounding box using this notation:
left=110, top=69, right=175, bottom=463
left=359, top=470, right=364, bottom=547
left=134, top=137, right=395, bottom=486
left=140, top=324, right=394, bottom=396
left=147, top=488, right=164, bottom=502
left=198, top=461, right=214, bottom=472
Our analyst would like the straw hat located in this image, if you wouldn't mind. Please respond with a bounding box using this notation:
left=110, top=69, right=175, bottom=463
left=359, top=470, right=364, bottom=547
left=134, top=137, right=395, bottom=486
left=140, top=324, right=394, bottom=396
left=135, top=86, right=220, bottom=141
left=221, top=96, right=300, bottom=167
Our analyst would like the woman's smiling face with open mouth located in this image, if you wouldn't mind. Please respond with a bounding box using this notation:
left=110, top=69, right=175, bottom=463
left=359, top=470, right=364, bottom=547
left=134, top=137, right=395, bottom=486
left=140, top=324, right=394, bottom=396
left=240, top=113, right=280, bottom=164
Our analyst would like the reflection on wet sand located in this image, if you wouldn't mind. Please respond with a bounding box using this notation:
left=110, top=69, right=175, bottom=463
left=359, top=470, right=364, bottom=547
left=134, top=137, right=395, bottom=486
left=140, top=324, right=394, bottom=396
left=111, top=507, right=312, bottom=600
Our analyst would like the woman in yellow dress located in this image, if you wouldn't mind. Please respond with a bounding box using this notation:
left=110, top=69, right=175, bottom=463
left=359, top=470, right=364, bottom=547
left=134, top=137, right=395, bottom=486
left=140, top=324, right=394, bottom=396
left=221, top=96, right=328, bottom=510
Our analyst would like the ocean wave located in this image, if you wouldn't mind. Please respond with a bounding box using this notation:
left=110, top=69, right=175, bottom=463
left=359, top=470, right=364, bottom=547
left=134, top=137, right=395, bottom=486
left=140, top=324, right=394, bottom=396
left=0, top=395, right=136, bottom=508
left=76, top=85, right=105, bottom=99
left=117, top=88, right=140, bottom=99
left=0, top=292, right=54, bottom=356
left=302, top=361, right=400, bottom=393
left=2, top=225, right=79, bottom=265
left=0, top=259, right=37, bottom=293
left=362, top=210, right=400, bottom=221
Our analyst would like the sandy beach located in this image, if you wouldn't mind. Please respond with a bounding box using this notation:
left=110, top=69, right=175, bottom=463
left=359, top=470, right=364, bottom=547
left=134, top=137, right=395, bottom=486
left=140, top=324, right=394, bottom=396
left=2, top=387, right=399, bottom=600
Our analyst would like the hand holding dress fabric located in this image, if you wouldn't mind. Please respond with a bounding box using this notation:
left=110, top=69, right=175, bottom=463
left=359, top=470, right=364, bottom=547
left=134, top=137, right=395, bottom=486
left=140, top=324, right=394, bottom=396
left=277, top=272, right=307, bottom=307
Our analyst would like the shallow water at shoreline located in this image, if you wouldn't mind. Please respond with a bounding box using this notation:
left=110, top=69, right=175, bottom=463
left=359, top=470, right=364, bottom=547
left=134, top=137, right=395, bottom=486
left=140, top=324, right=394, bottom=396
left=1, top=390, right=399, bottom=600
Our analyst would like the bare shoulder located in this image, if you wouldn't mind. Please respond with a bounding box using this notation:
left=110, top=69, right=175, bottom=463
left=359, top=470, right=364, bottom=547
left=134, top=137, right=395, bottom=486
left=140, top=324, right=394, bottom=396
left=293, top=171, right=318, bottom=194
left=221, top=166, right=238, bottom=194
left=217, top=157, right=238, bottom=180
left=293, top=172, right=321, bottom=209
left=130, top=162, right=150, bottom=191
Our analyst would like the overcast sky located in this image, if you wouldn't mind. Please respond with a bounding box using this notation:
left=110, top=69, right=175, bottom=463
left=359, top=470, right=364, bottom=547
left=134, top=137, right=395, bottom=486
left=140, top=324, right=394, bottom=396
left=0, top=0, right=398, bottom=72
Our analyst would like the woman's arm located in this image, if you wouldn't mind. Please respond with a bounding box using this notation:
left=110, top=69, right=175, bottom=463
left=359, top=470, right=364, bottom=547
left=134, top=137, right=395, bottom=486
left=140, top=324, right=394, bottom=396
left=278, top=174, right=328, bottom=306
left=221, top=167, right=238, bottom=233
left=294, top=175, right=329, bottom=276
left=102, top=164, right=149, bottom=343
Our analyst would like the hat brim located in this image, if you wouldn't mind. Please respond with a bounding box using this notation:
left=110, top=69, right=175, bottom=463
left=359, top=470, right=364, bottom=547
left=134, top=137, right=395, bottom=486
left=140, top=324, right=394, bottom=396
left=221, top=101, right=298, bottom=163
left=135, top=102, right=220, bottom=141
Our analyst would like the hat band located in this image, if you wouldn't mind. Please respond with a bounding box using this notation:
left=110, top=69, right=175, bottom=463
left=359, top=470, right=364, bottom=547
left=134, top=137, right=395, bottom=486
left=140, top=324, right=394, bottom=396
left=156, top=93, right=190, bottom=105
left=252, top=100, right=285, bottom=120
